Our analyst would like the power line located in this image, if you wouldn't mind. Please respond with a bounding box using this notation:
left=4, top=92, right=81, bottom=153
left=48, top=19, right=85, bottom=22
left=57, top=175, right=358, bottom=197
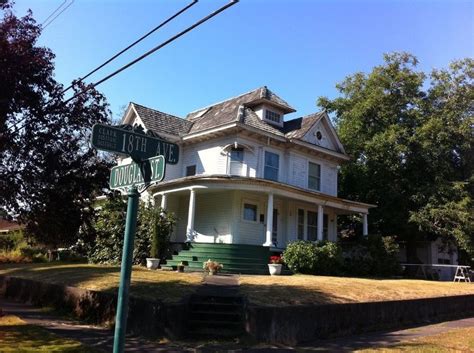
left=7, top=0, right=199, bottom=135
left=9, top=0, right=238, bottom=135
left=63, top=0, right=238, bottom=105
left=60, top=0, right=198, bottom=95
left=42, top=0, right=74, bottom=30
left=41, top=0, right=67, bottom=26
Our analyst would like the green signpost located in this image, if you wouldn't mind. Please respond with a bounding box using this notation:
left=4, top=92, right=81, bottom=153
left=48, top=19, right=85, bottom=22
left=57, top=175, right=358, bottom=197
left=91, top=124, right=178, bottom=353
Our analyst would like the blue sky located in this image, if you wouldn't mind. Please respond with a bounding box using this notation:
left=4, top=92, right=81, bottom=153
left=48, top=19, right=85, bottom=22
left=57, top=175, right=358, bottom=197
left=13, top=0, right=474, bottom=121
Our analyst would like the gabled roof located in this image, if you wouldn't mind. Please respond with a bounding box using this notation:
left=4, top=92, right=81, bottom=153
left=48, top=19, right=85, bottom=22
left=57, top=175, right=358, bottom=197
left=122, top=87, right=347, bottom=158
left=131, top=103, right=193, bottom=136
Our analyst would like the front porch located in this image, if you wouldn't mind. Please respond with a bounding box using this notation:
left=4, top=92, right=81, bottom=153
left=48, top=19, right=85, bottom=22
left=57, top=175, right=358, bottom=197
left=151, top=175, right=374, bottom=251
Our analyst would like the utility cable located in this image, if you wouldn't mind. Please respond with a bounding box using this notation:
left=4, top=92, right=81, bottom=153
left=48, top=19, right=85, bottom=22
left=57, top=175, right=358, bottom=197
left=61, top=0, right=239, bottom=105
left=41, top=0, right=67, bottom=26
left=42, top=0, right=74, bottom=30
left=60, top=0, right=198, bottom=95
left=7, top=0, right=216, bottom=135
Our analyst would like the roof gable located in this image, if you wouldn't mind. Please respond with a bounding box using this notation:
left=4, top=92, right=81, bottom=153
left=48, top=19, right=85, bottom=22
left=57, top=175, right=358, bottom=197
left=293, top=111, right=345, bottom=154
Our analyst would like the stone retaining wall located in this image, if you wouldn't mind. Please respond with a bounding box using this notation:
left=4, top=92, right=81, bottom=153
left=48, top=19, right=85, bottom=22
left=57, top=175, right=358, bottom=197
left=245, top=294, right=474, bottom=344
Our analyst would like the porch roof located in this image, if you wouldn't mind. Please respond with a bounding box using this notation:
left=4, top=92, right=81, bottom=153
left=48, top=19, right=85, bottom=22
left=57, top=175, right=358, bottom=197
left=150, top=175, right=376, bottom=214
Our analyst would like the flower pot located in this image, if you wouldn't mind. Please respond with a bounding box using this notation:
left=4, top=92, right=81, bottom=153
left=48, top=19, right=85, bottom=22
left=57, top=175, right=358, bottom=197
left=146, top=258, right=160, bottom=270
left=268, top=263, right=282, bottom=275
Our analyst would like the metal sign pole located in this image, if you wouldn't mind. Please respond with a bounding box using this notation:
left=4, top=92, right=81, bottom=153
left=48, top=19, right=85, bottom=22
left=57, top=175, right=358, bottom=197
left=113, top=185, right=139, bottom=353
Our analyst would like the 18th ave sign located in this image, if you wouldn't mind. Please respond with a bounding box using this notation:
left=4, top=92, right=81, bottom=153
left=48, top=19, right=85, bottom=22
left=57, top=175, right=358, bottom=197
left=109, top=155, right=165, bottom=190
left=91, top=124, right=179, bottom=164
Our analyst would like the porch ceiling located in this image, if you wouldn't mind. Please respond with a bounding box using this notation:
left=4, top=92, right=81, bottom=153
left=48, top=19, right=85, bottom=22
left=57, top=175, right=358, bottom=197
left=150, top=175, right=375, bottom=214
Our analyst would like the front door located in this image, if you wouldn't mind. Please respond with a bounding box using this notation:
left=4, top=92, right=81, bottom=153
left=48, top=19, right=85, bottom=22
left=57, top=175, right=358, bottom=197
left=272, top=208, right=278, bottom=246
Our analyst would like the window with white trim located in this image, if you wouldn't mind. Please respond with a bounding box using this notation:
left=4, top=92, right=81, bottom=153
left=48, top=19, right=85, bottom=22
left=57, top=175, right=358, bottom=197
left=264, top=151, right=279, bottom=181
left=308, top=162, right=321, bottom=191
left=229, top=148, right=244, bottom=175
left=243, top=203, right=257, bottom=222
left=265, top=110, right=281, bottom=124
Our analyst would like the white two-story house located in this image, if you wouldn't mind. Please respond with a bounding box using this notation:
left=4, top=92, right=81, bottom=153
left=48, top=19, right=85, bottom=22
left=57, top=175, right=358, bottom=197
left=119, top=86, right=374, bottom=250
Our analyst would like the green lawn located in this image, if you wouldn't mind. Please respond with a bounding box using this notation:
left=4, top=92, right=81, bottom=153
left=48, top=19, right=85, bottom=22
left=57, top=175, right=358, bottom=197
left=0, top=315, right=96, bottom=353
left=0, top=262, right=203, bottom=303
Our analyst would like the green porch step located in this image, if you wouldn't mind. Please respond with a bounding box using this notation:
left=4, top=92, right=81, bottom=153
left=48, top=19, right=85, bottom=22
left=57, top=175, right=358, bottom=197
left=162, top=243, right=271, bottom=275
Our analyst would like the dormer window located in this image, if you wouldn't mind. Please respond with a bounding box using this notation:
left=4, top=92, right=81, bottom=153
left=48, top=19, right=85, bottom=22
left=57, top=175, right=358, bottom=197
left=265, top=110, right=282, bottom=124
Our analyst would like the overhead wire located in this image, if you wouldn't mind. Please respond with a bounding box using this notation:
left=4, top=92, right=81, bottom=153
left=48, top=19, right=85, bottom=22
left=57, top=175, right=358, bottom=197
left=41, top=0, right=67, bottom=26
left=63, top=0, right=238, bottom=105
left=42, top=0, right=75, bottom=30
left=8, top=0, right=238, bottom=135
left=60, top=0, right=198, bottom=95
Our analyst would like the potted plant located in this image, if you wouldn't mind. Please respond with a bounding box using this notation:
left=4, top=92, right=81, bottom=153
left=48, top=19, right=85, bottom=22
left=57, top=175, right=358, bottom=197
left=146, top=207, right=175, bottom=270
left=268, top=255, right=283, bottom=275
left=177, top=261, right=186, bottom=272
left=203, top=259, right=223, bottom=275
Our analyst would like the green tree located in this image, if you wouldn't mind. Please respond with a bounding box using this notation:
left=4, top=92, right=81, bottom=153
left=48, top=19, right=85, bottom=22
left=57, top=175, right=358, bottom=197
left=318, top=53, right=474, bottom=256
left=0, top=2, right=112, bottom=248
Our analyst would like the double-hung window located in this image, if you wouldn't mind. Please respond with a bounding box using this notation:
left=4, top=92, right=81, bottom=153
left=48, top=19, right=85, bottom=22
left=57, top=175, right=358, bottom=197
left=264, top=151, right=279, bottom=181
left=229, top=148, right=244, bottom=176
left=308, top=162, right=321, bottom=191
left=243, top=203, right=257, bottom=222
left=307, top=211, right=318, bottom=241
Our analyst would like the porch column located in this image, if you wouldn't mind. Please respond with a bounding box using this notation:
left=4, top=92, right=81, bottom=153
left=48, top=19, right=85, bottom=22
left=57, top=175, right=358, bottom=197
left=362, top=213, right=368, bottom=236
left=263, top=193, right=273, bottom=247
left=160, top=194, right=167, bottom=213
left=186, top=189, right=196, bottom=242
left=317, top=205, right=324, bottom=241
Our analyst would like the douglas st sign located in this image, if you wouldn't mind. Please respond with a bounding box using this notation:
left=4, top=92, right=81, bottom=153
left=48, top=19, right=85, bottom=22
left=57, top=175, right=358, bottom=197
left=109, top=155, right=165, bottom=190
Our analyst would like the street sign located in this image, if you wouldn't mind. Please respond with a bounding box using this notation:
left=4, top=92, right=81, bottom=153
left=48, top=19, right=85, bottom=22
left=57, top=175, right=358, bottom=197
left=91, top=124, right=179, bottom=164
left=109, top=155, right=165, bottom=190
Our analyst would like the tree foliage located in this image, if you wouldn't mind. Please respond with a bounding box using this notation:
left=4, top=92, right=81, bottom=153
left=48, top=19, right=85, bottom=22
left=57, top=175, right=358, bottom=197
left=0, top=3, right=112, bottom=248
left=318, top=53, right=474, bottom=256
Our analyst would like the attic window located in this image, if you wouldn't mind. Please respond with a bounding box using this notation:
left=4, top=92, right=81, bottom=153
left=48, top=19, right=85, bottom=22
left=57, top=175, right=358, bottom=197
left=265, top=110, right=281, bottom=124
left=315, top=131, right=322, bottom=140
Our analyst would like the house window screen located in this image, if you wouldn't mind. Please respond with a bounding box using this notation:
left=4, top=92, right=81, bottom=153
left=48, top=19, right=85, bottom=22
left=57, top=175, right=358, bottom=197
left=186, top=165, right=196, bottom=176
left=229, top=148, right=244, bottom=175
left=297, top=209, right=305, bottom=240
left=265, top=110, right=281, bottom=124
left=243, top=203, right=257, bottom=222
left=323, top=214, right=328, bottom=240
left=308, top=162, right=321, bottom=191
left=307, top=211, right=317, bottom=241
left=264, top=151, right=279, bottom=181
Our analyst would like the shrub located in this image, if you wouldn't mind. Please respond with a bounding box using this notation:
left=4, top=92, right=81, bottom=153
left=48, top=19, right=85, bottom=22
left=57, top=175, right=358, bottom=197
left=87, top=195, right=176, bottom=265
left=283, top=240, right=342, bottom=275
left=150, top=208, right=175, bottom=260
left=340, top=234, right=401, bottom=277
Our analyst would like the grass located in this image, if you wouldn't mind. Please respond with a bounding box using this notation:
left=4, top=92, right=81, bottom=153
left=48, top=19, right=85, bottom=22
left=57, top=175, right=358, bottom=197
left=1, top=263, right=473, bottom=306
left=0, top=262, right=203, bottom=303
left=0, top=315, right=96, bottom=352
left=356, top=327, right=474, bottom=352
left=238, top=274, right=474, bottom=306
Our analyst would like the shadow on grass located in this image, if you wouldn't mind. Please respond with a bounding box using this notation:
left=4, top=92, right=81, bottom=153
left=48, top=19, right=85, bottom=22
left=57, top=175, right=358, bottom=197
left=239, top=281, right=356, bottom=306
left=0, top=262, right=202, bottom=303
left=0, top=318, right=93, bottom=353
